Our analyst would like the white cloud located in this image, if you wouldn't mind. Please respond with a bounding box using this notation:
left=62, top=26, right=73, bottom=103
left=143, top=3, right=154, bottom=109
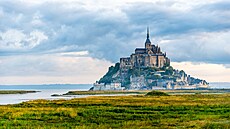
left=27, top=30, right=48, bottom=48
left=0, top=54, right=112, bottom=84
left=31, top=11, right=44, bottom=26
left=59, top=51, right=89, bottom=57
left=171, top=62, right=230, bottom=82
left=0, top=29, right=26, bottom=49
left=0, top=29, right=47, bottom=50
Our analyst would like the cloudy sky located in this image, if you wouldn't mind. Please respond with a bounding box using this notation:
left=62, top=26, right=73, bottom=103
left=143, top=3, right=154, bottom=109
left=0, top=0, right=230, bottom=84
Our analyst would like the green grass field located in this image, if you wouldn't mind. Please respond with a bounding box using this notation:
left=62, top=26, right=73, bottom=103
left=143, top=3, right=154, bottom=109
left=0, top=93, right=229, bottom=128
left=62, top=90, right=149, bottom=95
left=55, top=89, right=230, bottom=96
left=0, top=90, right=38, bottom=94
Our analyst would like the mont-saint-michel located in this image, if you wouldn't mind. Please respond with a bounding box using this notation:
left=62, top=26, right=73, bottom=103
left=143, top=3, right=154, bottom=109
left=93, top=28, right=209, bottom=91
left=1, top=0, right=230, bottom=128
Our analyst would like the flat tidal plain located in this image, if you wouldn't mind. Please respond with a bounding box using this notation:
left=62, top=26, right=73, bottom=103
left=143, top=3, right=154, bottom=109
left=0, top=94, right=229, bottom=128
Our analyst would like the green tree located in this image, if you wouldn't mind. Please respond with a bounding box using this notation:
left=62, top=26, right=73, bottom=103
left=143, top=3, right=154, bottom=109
left=99, top=63, right=120, bottom=84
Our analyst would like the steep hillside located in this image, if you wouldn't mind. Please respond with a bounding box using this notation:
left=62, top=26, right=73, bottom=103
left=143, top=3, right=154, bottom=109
left=97, top=62, right=208, bottom=89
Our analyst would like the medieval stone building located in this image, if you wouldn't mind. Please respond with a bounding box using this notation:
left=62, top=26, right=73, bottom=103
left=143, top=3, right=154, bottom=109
left=94, top=28, right=208, bottom=90
left=120, top=28, right=170, bottom=71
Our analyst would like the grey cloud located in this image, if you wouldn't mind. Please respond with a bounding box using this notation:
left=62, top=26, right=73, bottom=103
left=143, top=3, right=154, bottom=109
left=0, top=0, right=230, bottom=65
left=159, top=31, right=230, bottom=64
left=124, top=1, right=230, bottom=36
left=198, top=1, right=230, bottom=11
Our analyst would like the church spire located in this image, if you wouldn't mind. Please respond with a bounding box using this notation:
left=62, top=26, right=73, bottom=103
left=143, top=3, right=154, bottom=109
left=145, top=27, right=151, bottom=44
left=147, top=26, right=149, bottom=39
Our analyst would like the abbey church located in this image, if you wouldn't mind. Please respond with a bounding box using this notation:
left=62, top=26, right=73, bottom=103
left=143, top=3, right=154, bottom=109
left=120, top=28, right=170, bottom=71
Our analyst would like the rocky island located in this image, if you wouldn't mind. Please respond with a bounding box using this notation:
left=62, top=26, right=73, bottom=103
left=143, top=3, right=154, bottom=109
left=93, top=28, right=208, bottom=91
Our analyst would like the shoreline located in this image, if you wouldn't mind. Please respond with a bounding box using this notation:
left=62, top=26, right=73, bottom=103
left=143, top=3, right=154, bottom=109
left=52, top=88, right=230, bottom=96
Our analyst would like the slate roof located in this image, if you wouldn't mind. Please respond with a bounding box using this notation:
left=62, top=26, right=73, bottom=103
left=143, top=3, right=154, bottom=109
left=135, top=48, right=146, bottom=54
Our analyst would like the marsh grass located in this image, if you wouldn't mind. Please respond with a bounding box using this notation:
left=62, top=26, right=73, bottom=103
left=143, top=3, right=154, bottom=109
left=0, top=90, right=38, bottom=94
left=63, top=90, right=149, bottom=95
left=60, top=89, right=230, bottom=96
left=0, top=94, right=229, bottom=128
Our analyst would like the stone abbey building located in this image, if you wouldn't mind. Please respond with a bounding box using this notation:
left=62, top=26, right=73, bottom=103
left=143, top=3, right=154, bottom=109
left=120, top=28, right=170, bottom=72
left=94, top=28, right=208, bottom=90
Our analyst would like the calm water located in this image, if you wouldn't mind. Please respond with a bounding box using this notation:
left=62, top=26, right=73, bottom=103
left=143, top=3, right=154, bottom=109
left=209, top=82, right=230, bottom=89
left=0, top=84, right=92, bottom=105
left=0, top=82, right=229, bottom=105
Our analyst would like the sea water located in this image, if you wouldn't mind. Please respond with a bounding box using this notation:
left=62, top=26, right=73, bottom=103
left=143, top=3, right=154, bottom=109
left=209, top=82, right=230, bottom=89
left=0, top=84, right=92, bottom=105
